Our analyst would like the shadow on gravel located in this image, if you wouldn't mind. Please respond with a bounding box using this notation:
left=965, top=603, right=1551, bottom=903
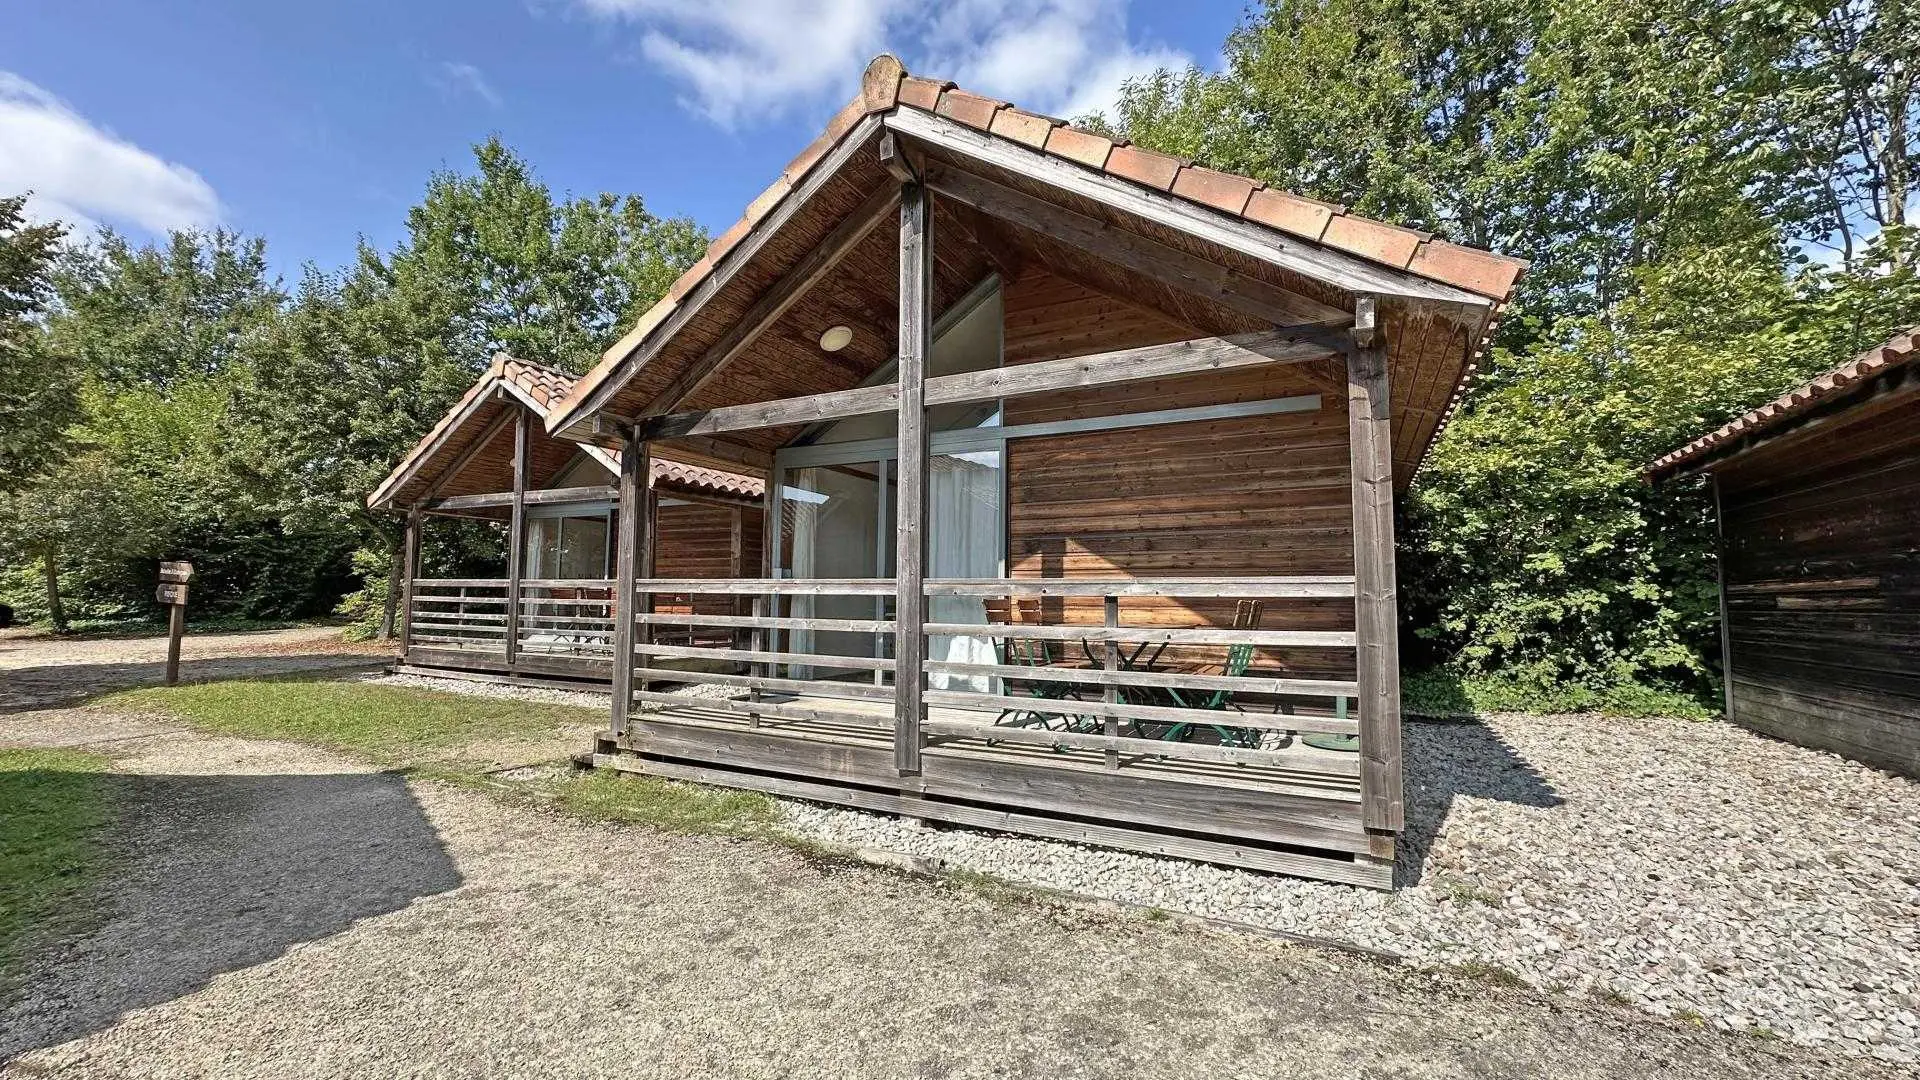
left=0, top=655, right=385, bottom=714
left=0, top=770, right=459, bottom=1062
left=1396, top=718, right=1562, bottom=888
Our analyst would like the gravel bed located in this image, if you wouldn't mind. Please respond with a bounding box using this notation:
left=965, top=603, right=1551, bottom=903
left=784, top=714, right=1920, bottom=1066
left=345, top=672, right=1920, bottom=1065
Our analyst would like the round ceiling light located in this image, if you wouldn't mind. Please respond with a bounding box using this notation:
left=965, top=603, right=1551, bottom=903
left=818, top=325, right=854, bottom=352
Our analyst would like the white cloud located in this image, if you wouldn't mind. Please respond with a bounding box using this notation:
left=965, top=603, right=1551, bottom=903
left=430, top=61, right=503, bottom=108
left=0, top=72, right=220, bottom=237
left=571, top=0, right=1185, bottom=127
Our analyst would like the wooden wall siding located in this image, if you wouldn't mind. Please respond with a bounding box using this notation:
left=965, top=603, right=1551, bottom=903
left=919, top=143, right=1468, bottom=486
left=1717, top=405, right=1920, bottom=777
left=651, top=502, right=766, bottom=623
left=1001, top=271, right=1356, bottom=680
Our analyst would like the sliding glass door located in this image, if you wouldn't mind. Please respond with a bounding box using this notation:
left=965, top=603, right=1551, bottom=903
left=771, top=280, right=1005, bottom=687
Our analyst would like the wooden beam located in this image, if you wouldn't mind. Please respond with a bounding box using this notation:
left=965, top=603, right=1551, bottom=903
left=610, top=429, right=644, bottom=734
left=652, top=434, right=774, bottom=473
left=399, top=508, right=421, bottom=657
left=895, top=181, right=932, bottom=776
left=632, top=330, right=1335, bottom=441
left=504, top=411, right=529, bottom=667
left=887, top=108, right=1491, bottom=308
left=926, top=165, right=1350, bottom=329
left=878, top=130, right=918, bottom=184
left=425, top=485, right=619, bottom=512
left=555, top=114, right=886, bottom=435
left=944, top=197, right=1024, bottom=281
left=1347, top=324, right=1403, bottom=833
left=640, top=183, right=900, bottom=417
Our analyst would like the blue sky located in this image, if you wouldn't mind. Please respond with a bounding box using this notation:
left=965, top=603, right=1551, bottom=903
left=1, top=0, right=1243, bottom=282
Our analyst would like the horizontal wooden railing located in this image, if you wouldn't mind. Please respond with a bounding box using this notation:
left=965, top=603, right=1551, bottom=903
left=613, top=576, right=1362, bottom=782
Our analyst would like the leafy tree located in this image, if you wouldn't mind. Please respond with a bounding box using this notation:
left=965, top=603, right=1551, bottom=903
left=249, top=138, right=705, bottom=636
left=1106, top=0, right=1919, bottom=707
left=0, top=194, right=76, bottom=487
left=0, top=447, right=162, bottom=633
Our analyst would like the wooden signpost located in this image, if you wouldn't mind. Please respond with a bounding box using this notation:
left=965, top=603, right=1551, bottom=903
left=157, top=560, right=192, bottom=686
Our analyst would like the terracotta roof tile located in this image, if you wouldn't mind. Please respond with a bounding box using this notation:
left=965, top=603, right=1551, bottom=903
left=1322, top=214, right=1425, bottom=269
left=989, top=107, right=1060, bottom=149
left=861, top=53, right=904, bottom=110
left=1408, top=242, right=1525, bottom=300
left=706, top=216, right=752, bottom=265
left=666, top=254, right=713, bottom=303
left=1043, top=125, right=1116, bottom=170
left=1171, top=165, right=1257, bottom=215
left=1242, top=189, right=1337, bottom=240
left=935, top=87, right=1005, bottom=130
left=743, top=176, right=791, bottom=226
left=1646, top=328, right=1919, bottom=478
left=897, top=76, right=950, bottom=111
left=1106, top=144, right=1183, bottom=191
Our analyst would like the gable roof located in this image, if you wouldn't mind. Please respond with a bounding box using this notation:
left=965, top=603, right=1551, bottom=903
left=367, top=354, right=762, bottom=511
left=545, top=54, right=1526, bottom=455
left=1646, top=328, right=1919, bottom=479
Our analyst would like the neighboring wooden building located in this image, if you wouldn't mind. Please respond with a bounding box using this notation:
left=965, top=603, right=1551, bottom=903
left=1648, top=329, right=1919, bottom=777
left=366, top=355, right=764, bottom=685
left=381, top=56, right=1525, bottom=886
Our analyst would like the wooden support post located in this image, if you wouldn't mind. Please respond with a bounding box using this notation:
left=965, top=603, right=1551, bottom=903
left=505, top=410, right=529, bottom=668
left=1103, top=593, right=1120, bottom=770
left=400, top=508, right=421, bottom=658
left=729, top=505, right=745, bottom=648
left=1346, top=297, right=1403, bottom=833
left=894, top=180, right=933, bottom=776
left=640, top=477, right=656, bottom=703
left=164, top=601, right=185, bottom=686
left=611, top=430, right=643, bottom=734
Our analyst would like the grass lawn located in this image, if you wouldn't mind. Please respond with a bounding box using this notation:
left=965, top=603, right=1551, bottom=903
left=0, top=748, right=116, bottom=993
left=100, top=679, right=602, bottom=767
left=101, top=677, right=787, bottom=846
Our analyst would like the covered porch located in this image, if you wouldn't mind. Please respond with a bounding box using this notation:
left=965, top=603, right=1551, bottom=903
left=534, top=57, right=1521, bottom=885
left=365, top=355, right=765, bottom=685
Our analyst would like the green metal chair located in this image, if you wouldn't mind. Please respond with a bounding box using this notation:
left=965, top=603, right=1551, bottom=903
left=1158, top=601, right=1266, bottom=748
left=986, top=597, right=1095, bottom=733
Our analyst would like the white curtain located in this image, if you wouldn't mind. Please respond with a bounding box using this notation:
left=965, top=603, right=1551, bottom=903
left=928, top=451, right=1001, bottom=692
left=786, top=494, right=819, bottom=678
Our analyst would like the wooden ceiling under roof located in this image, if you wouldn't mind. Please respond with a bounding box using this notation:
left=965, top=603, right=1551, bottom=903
left=568, top=120, right=1497, bottom=489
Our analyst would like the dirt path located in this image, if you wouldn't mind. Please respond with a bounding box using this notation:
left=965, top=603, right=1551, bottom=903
left=0, top=625, right=388, bottom=713
left=0, top=638, right=1897, bottom=1078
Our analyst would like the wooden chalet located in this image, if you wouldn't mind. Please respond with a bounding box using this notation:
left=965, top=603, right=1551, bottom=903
left=1648, top=329, right=1919, bottom=778
left=368, top=355, right=765, bottom=685
left=408, top=56, right=1522, bottom=887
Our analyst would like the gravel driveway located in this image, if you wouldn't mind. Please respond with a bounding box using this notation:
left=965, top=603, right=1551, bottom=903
left=1, top=633, right=1907, bottom=1078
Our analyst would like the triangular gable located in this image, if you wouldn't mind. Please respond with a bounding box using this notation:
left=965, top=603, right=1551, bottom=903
left=544, top=53, right=1526, bottom=457
left=369, top=354, right=758, bottom=510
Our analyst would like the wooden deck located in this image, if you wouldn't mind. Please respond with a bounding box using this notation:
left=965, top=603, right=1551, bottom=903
left=599, top=688, right=1387, bottom=887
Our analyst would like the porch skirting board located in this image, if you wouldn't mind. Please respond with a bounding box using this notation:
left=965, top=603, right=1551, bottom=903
left=591, top=724, right=1393, bottom=890
left=399, top=647, right=736, bottom=685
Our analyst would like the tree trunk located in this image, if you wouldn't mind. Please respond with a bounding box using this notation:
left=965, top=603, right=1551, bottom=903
left=378, top=532, right=403, bottom=641
left=42, top=546, right=67, bottom=634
